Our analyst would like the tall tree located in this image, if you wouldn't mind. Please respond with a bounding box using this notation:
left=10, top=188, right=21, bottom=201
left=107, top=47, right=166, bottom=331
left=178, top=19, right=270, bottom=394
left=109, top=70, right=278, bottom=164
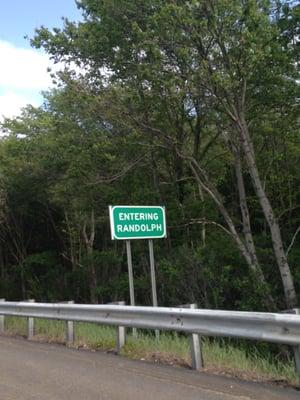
left=31, top=0, right=299, bottom=307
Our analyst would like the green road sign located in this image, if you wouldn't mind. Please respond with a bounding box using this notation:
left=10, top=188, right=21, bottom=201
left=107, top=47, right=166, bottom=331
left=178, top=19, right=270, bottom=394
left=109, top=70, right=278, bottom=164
left=109, top=206, right=167, bottom=240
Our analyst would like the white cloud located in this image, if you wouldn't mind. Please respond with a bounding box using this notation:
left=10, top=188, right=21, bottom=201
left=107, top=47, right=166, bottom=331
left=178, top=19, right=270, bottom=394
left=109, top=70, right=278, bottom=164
left=0, top=91, right=41, bottom=120
left=0, top=39, right=55, bottom=121
left=0, top=39, right=53, bottom=90
left=0, top=39, right=88, bottom=123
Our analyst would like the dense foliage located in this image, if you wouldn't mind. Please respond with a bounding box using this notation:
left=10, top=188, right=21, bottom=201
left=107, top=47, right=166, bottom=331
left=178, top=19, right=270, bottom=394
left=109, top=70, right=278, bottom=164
left=0, top=0, right=299, bottom=311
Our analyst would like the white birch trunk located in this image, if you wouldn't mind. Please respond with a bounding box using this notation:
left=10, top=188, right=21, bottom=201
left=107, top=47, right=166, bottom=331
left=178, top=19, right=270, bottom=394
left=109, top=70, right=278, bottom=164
left=237, top=114, right=297, bottom=308
left=234, top=153, right=276, bottom=309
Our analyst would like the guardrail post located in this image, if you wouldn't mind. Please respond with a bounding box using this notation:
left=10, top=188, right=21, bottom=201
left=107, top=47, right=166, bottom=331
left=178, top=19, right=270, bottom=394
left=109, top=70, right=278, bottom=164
left=65, top=300, right=75, bottom=345
left=27, top=299, right=35, bottom=340
left=189, top=304, right=204, bottom=371
left=293, top=308, right=300, bottom=381
left=116, top=301, right=126, bottom=354
left=0, top=299, right=5, bottom=334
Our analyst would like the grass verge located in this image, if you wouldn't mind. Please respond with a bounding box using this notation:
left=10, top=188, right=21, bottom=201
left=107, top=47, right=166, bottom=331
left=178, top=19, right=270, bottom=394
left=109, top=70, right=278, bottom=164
left=3, top=316, right=298, bottom=386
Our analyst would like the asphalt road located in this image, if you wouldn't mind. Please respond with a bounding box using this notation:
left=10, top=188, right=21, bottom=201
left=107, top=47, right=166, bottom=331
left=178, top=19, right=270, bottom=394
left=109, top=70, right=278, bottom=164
left=0, top=336, right=298, bottom=400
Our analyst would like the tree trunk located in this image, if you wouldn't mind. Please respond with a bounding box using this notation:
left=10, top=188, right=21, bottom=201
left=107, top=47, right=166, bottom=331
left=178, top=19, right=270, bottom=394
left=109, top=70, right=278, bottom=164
left=234, top=152, right=276, bottom=309
left=82, top=209, right=97, bottom=304
left=87, top=244, right=97, bottom=304
left=65, top=211, right=78, bottom=272
left=20, top=263, right=26, bottom=300
left=237, top=113, right=297, bottom=308
left=189, top=160, right=259, bottom=268
left=189, top=158, right=277, bottom=309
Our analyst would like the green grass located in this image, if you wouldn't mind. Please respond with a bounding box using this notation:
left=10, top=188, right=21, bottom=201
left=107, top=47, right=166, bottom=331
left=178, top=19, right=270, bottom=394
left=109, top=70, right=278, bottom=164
left=3, top=316, right=298, bottom=386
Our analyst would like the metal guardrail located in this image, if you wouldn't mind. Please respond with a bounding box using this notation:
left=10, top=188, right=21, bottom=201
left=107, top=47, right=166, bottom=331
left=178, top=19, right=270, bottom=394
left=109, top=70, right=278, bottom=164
left=0, top=301, right=300, bottom=344
left=0, top=301, right=300, bottom=376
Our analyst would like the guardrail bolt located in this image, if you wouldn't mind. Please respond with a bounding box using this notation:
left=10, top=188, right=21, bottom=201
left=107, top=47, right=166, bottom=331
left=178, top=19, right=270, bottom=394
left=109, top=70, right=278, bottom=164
left=189, top=304, right=204, bottom=371
left=27, top=299, right=35, bottom=340
left=0, top=299, right=5, bottom=334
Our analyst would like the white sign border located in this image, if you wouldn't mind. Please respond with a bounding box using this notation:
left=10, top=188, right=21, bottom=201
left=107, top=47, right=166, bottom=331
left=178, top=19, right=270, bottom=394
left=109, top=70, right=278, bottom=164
left=109, top=205, right=167, bottom=240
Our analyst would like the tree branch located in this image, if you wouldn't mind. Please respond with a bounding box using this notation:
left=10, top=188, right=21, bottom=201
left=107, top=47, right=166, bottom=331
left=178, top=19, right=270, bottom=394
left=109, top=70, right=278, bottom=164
left=87, top=153, right=148, bottom=185
left=287, top=226, right=300, bottom=257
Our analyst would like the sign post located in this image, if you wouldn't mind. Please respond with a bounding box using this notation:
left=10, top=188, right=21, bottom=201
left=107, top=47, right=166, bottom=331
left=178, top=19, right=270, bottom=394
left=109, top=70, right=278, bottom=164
left=148, top=239, right=159, bottom=338
left=109, top=205, right=166, bottom=338
left=148, top=239, right=158, bottom=308
left=125, top=239, right=137, bottom=337
left=125, top=240, right=135, bottom=307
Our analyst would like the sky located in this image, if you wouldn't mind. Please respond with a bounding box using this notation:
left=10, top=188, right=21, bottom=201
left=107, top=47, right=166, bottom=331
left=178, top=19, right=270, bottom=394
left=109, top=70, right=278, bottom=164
left=0, top=0, right=82, bottom=121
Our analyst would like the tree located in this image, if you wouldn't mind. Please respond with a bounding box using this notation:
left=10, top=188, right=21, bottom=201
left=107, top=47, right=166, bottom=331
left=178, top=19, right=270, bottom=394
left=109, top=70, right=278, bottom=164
left=32, top=0, right=299, bottom=307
